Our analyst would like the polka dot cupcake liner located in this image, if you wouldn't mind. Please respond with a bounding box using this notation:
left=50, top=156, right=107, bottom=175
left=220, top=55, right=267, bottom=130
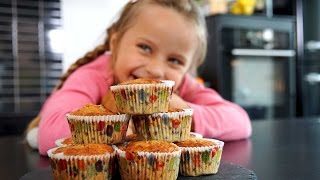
left=189, top=132, right=203, bottom=139
left=132, top=109, right=193, bottom=142
left=66, top=114, right=131, bottom=145
left=178, top=139, right=224, bottom=176
left=113, top=145, right=181, bottom=180
left=110, top=80, right=175, bottom=115
left=47, top=146, right=116, bottom=180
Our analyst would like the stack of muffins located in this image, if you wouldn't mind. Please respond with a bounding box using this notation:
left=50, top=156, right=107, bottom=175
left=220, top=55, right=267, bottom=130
left=47, top=78, right=224, bottom=180
left=47, top=103, right=130, bottom=180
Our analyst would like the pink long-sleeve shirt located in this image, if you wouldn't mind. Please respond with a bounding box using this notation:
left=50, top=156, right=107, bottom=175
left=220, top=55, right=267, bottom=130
left=38, top=53, right=251, bottom=155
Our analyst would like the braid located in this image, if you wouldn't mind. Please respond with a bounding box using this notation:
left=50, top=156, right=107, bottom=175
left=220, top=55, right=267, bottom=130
left=55, top=43, right=109, bottom=90
left=25, top=42, right=109, bottom=136
left=25, top=27, right=114, bottom=136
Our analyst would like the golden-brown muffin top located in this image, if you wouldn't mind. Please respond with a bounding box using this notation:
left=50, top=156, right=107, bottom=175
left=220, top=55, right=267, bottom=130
left=101, top=91, right=119, bottom=114
left=53, top=144, right=114, bottom=155
left=175, top=138, right=216, bottom=147
left=118, top=78, right=162, bottom=85
left=62, top=137, right=73, bottom=145
left=70, top=104, right=115, bottom=116
left=168, top=107, right=184, bottom=112
left=125, top=140, right=179, bottom=153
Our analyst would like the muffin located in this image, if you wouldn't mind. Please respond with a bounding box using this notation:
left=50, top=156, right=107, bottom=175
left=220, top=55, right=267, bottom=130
left=175, top=138, right=224, bottom=176
left=101, top=90, right=120, bottom=114
left=55, top=137, right=73, bottom=147
left=47, top=144, right=116, bottom=180
left=114, top=140, right=181, bottom=180
left=132, top=108, right=193, bottom=142
left=66, top=104, right=131, bottom=144
left=189, top=132, right=203, bottom=139
left=110, top=79, right=175, bottom=114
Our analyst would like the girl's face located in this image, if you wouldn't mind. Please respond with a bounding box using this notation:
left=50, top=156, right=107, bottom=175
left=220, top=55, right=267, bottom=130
left=111, top=4, right=199, bottom=91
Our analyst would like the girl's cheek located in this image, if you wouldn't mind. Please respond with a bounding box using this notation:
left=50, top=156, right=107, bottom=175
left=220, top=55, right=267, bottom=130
left=172, top=73, right=186, bottom=91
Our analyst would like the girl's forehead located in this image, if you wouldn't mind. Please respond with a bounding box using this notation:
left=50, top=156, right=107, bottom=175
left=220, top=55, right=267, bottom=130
left=131, top=4, right=197, bottom=40
left=134, top=4, right=191, bottom=25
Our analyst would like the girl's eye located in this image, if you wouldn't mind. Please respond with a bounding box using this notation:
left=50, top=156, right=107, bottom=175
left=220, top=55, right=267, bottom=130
left=168, top=58, right=184, bottom=66
left=137, top=44, right=152, bottom=54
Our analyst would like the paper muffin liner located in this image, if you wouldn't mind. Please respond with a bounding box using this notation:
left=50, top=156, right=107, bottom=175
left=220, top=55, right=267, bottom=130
left=113, top=145, right=181, bottom=180
left=132, top=109, right=193, bottom=142
left=55, top=137, right=73, bottom=147
left=178, top=138, right=224, bottom=176
left=66, top=114, right=131, bottom=144
left=47, top=146, right=116, bottom=180
left=110, top=80, right=175, bottom=114
left=189, top=132, right=203, bottom=139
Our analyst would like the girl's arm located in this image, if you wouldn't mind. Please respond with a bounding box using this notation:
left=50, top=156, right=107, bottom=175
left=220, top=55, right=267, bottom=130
left=179, top=74, right=252, bottom=141
left=38, top=69, right=109, bottom=155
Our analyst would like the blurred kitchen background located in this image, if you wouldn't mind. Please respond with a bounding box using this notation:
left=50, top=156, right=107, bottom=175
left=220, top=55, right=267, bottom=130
left=0, top=0, right=319, bottom=135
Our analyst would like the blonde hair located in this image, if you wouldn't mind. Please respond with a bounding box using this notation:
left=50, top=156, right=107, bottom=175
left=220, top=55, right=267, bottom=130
left=26, top=0, right=207, bottom=132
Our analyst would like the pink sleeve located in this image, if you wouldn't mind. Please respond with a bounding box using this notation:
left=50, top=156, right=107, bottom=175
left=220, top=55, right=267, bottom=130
left=38, top=69, right=109, bottom=155
left=179, top=75, right=252, bottom=141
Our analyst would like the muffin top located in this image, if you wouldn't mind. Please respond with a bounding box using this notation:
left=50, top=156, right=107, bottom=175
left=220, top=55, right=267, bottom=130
left=168, top=107, right=184, bottom=112
left=125, top=140, right=179, bottom=153
left=101, top=91, right=119, bottom=114
left=175, top=138, right=216, bottom=147
left=53, top=144, right=114, bottom=155
left=119, top=78, right=162, bottom=85
left=70, top=104, right=114, bottom=116
left=62, top=137, right=73, bottom=145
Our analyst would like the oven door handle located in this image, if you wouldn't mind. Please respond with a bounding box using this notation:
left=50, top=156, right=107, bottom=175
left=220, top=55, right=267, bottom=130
left=306, top=40, right=320, bottom=51
left=304, top=72, right=320, bottom=84
left=231, top=49, right=296, bottom=57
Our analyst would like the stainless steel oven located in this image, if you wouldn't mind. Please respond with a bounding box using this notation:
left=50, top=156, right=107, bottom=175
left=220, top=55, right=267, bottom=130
left=302, top=52, right=320, bottom=117
left=299, top=0, right=320, bottom=117
left=199, top=15, right=296, bottom=120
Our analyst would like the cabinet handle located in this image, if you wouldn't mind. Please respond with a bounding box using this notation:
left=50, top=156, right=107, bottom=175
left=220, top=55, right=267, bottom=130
left=232, top=49, right=296, bottom=57
left=306, top=41, right=320, bottom=51
left=304, top=72, right=320, bottom=84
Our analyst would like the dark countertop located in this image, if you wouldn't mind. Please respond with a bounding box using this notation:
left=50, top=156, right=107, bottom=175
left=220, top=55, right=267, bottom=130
left=250, top=119, right=320, bottom=179
left=2, top=119, right=320, bottom=180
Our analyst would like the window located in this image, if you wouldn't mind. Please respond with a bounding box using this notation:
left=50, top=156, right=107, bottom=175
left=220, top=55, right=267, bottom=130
left=0, top=0, right=62, bottom=135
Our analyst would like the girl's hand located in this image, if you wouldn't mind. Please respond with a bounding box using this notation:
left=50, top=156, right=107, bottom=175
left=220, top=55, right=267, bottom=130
left=169, top=93, right=189, bottom=109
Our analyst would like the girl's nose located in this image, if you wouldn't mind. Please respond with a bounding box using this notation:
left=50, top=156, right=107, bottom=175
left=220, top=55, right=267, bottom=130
left=145, top=59, right=165, bottom=79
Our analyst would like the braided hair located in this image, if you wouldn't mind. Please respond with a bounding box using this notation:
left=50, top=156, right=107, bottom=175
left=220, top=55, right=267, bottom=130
left=55, top=30, right=111, bottom=90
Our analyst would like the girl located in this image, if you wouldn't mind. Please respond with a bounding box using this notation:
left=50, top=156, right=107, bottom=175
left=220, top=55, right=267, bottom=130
left=26, top=0, right=252, bottom=156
